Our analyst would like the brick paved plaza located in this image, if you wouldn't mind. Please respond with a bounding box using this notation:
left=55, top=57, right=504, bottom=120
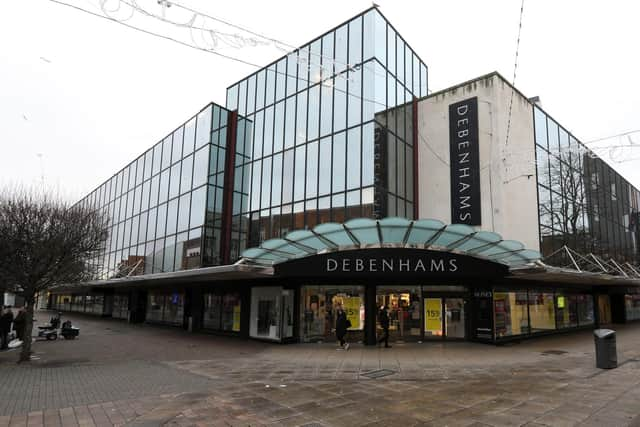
left=1, top=312, right=640, bottom=426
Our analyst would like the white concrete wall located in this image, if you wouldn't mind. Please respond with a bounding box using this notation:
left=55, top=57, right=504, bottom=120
left=417, top=73, right=540, bottom=251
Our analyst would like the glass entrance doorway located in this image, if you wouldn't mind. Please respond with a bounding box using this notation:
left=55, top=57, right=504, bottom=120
left=424, top=297, right=466, bottom=339
left=376, top=287, right=421, bottom=342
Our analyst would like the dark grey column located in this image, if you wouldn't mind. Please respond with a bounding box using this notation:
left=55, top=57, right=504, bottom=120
left=364, top=285, right=377, bottom=346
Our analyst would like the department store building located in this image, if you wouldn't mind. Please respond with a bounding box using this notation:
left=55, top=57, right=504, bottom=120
left=50, top=8, right=640, bottom=345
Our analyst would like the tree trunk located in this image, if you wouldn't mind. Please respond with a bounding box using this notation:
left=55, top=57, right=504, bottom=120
left=19, top=297, right=35, bottom=363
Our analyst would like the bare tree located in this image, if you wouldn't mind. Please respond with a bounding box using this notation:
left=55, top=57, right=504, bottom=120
left=0, top=189, right=108, bottom=362
left=539, top=150, right=587, bottom=238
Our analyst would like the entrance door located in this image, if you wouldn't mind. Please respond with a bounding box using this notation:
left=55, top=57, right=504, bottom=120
left=444, top=298, right=465, bottom=339
left=375, top=287, right=422, bottom=342
left=424, top=297, right=466, bottom=339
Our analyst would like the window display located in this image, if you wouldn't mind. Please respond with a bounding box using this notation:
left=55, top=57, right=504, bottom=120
left=300, top=286, right=364, bottom=343
left=528, top=291, right=556, bottom=332
left=625, top=294, right=640, bottom=321
left=250, top=287, right=282, bottom=340
left=555, top=293, right=578, bottom=329
left=494, top=291, right=528, bottom=337
left=146, top=291, right=184, bottom=325
left=577, top=294, right=594, bottom=325
left=113, top=294, right=129, bottom=319
left=203, top=292, right=242, bottom=332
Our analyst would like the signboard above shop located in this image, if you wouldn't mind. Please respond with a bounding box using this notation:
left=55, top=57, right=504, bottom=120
left=274, top=247, right=509, bottom=280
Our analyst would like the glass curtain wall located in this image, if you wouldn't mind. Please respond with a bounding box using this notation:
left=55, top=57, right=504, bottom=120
left=76, top=103, right=237, bottom=278
left=226, top=9, right=428, bottom=251
left=534, top=106, right=640, bottom=265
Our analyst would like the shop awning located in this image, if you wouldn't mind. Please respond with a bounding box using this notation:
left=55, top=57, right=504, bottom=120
left=50, top=263, right=274, bottom=293
left=239, top=217, right=541, bottom=268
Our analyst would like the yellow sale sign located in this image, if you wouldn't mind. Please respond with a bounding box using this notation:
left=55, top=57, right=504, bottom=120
left=343, top=297, right=361, bottom=330
left=425, top=298, right=442, bottom=333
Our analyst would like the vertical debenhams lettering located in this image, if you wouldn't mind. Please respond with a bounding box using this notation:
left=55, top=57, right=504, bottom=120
left=449, top=97, right=481, bottom=225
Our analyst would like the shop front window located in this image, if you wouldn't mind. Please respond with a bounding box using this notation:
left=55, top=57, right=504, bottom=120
left=203, top=292, right=242, bottom=332
left=578, top=294, right=595, bottom=325
left=625, top=294, right=640, bottom=321
left=250, top=287, right=282, bottom=340
left=376, top=286, right=421, bottom=341
left=113, top=294, right=129, bottom=320
left=146, top=292, right=184, bottom=325
left=147, top=293, right=164, bottom=322
left=555, top=293, right=578, bottom=329
left=300, top=286, right=365, bottom=343
left=529, top=291, right=556, bottom=332
left=494, top=291, right=529, bottom=338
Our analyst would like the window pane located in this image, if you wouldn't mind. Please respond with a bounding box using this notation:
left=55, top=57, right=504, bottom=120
left=265, top=65, right=276, bottom=106
left=178, top=193, right=191, bottom=232
left=193, top=146, right=209, bottom=187
left=183, top=117, right=196, bottom=156
left=274, top=101, right=284, bottom=153
left=319, top=137, right=332, bottom=196
left=362, top=123, right=374, bottom=186
left=263, top=106, right=274, bottom=156
left=333, top=132, right=346, bottom=192
left=161, top=136, right=172, bottom=171
left=296, top=91, right=307, bottom=145
left=256, top=70, right=265, bottom=111
left=347, top=127, right=361, bottom=189
left=190, top=187, right=206, bottom=228
left=282, top=149, right=294, bottom=204
left=306, top=141, right=318, bottom=198
left=276, top=59, right=286, bottom=101
left=159, top=169, right=170, bottom=204
left=195, top=105, right=212, bottom=149
left=152, top=143, right=162, bottom=176
left=180, top=155, right=193, bottom=194
left=166, top=198, right=178, bottom=236
left=149, top=175, right=159, bottom=207
left=272, top=153, right=282, bottom=206
left=294, top=145, right=306, bottom=201
left=156, top=203, right=167, bottom=238
left=250, top=161, right=261, bottom=212
left=169, top=163, right=181, bottom=200
left=284, top=97, right=295, bottom=149
left=261, top=156, right=272, bottom=209
left=308, top=85, right=320, bottom=141
left=349, top=16, right=362, bottom=66
left=320, top=81, right=333, bottom=137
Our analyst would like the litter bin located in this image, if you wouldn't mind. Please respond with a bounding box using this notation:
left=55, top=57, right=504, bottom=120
left=594, top=329, right=617, bottom=369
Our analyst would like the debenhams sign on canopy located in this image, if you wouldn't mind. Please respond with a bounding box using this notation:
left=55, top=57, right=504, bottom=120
left=326, top=256, right=458, bottom=273
left=274, top=248, right=508, bottom=279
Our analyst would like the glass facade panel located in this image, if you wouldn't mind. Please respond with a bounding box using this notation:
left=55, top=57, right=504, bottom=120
left=494, top=291, right=529, bottom=337
left=534, top=106, right=640, bottom=265
left=300, top=285, right=365, bottom=343
left=528, top=291, right=555, bottom=332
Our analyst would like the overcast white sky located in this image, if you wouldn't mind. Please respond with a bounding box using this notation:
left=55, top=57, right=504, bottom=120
left=1, top=0, right=639, bottom=202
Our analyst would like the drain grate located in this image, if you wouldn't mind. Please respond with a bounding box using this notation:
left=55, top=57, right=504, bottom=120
left=541, top=350, right=568, bottom=356
left=361, top=369, right=396, bottom=379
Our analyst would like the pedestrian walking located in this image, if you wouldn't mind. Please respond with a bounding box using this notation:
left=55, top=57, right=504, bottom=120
left=335, top=303, right=350, bottom=350
left=0, top=306, right=14, bottom=350
left=377, top=305, right=391, bottom=348
left=13, top=307, right=26, bottom=342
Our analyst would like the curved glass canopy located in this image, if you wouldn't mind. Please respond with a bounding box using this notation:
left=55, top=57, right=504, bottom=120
left=239, top=217, right=541, bottom=268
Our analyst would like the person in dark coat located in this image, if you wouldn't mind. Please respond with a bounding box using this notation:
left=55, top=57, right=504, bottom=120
left=335, top=304, right=349, bottom=350
left=0, top=306, right=14, bottom=350
left=377, top=305, right=391, bottom=348
left=13, top=307, right=26, bottom=342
